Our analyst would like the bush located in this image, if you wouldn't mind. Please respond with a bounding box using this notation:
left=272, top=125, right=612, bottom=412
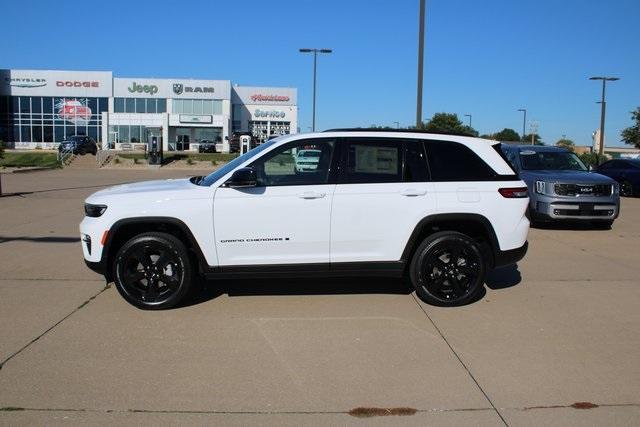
left=133, top=157, right=139, bottom=164
left=114, top=157, right=121, bottom=164
left=186, top=157, right=194, bottom=165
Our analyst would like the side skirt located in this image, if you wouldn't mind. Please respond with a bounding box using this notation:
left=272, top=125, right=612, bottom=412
left=203, top=261, right=406, bottom=280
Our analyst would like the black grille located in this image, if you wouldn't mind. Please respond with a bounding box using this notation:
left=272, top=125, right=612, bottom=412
left=554, top=183, right=612, bottom=197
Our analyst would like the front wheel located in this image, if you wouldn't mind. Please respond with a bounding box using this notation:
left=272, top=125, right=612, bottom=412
left=620, top=181, right=633, bottom=197
left=410, top=231, right=487, bottom=306
left=113, top=232, right=194, bottom=309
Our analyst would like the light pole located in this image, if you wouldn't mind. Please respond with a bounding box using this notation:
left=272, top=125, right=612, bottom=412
left=416, top=0, right=426, bottom=127
left=464, top=114, right=472, bottom=128
left=517, top=108, right=527, bottom=140
left=393, top=121, right=400, bottom=129
left=589, top=76, right=619, bottom=159
left=299, top=48, right=332, bottom=132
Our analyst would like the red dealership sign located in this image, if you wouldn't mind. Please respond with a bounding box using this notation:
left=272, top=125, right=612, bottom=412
left=250, top=94, right=290, bottom=102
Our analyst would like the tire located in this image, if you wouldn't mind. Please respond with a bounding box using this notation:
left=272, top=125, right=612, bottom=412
left=409, top=231, right=487, bottom=307
left=78, top=148, right=86, bottom=155
left=620, top=181, right=633, bottom=197
left=112, top=232, right=194, bottom=310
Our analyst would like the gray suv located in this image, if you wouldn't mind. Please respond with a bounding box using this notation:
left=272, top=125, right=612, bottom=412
left=500, top=145, right=619, bottom=226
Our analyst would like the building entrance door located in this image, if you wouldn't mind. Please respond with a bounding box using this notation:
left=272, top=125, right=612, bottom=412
left=175, top=129, right=190, bottom=151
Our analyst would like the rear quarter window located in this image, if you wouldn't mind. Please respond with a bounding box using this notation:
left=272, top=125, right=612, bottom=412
left=423, top=140, right=499, bottom=181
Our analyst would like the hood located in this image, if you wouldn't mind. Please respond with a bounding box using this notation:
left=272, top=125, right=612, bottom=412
left=520, top=170, right=615, bottom=184
left=88, top=178, right=197, bottom=198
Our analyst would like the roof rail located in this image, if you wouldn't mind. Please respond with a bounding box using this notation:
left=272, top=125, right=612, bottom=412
left=322, top=128, right=477, bottom=137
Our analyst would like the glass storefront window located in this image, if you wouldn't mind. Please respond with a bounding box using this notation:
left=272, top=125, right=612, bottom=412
left=125, top=98, right=135, bottom=113
left=157, top=98, right=166, bottom=113
left=114, top=98, right=125, bottom=113
left=135, top=98, right=146, bottom=113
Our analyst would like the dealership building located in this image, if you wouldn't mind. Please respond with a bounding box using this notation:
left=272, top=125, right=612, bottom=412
left=0, top=69, right=298, bottom=153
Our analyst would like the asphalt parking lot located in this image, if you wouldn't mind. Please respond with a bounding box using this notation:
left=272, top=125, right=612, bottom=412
left=0, top=168, right=639, bottom=426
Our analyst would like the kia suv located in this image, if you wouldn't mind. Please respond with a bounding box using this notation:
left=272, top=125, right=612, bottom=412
left=500, top=145, right=619, bottom=226
left=81, top=130, right=530, bottom=309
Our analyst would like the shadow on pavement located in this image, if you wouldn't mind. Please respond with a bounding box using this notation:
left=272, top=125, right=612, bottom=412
left=0, top=236, right=81, bottom=244
left=531, top=220, right=612, bottom=231
left=486, top=264, right=522, bottom=290
left=182, top=276, right=412, bottom=308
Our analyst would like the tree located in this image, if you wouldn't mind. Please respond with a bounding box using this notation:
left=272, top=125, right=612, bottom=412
left=521, top=133, right=543, bottom=145
left=579, top=152, right=608, bottom=168
left=493, top=128, right=521, bottom=142
left=555, top=138, right=575, bottom=151
left=621, top=107, right=640, bottom=149
left=420, top=113, right=479, bottom=137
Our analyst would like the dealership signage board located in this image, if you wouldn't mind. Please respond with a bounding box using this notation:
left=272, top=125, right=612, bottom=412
left=179, top=115, right=213, bottom=124
left=0, top=69, right=112, bottom=97
left=114, top=78, right=230, bottom=99
left=232, top=86, right=297, bottom=106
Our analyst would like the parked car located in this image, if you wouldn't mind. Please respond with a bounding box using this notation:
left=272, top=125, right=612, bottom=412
left=57, top=135, right=98, bottom=155
left=595, top=158, right=640, bottom=197
left=81, top=130, right=530, bottom=309
left=500, top=145, right=619, bottom=226
left=198, top=140, right=217, bottom=153
left=294, top=149, right=322, bottom=171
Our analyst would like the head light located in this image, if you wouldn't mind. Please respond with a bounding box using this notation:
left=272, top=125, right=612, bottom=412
left=84, top=203, right=107, bottom=217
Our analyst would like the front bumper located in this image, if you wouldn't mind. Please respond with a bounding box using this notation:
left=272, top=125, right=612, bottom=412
left=530, top=194, right=619, bottom=221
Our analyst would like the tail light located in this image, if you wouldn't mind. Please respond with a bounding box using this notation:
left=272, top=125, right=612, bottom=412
left=499, top=187, right=528, bottom=198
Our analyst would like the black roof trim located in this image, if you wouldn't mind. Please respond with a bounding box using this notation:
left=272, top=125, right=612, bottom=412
left=322, top=128, right=478, bottom=137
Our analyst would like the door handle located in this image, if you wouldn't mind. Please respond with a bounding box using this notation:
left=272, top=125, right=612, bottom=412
left=298, top=191, right=326, bottom=199
left=400, top=189, right=427, bottom=197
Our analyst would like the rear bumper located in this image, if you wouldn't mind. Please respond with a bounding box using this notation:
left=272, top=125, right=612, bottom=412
left=494, top=241, right=528, bottom=267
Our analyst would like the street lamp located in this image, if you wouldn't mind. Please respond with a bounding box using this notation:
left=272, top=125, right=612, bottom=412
left=517, top=108, right=527, bottom=140
left=589, top=76, right=619, bottom=159
left=416, top=0, right=426, bottom=127
left=393, top=121, right=400, bottom=129
left=464, top=114, right=472, bottom=128
left=299, top=48, right=332, bottom=132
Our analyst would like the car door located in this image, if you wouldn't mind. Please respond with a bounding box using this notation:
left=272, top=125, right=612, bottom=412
left=213, top=138, right=337, bottom=266
left=330, top=138, right=436, bottom=263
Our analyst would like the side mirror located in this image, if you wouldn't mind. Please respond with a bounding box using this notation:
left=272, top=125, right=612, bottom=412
left=588, top=165, right=593, bottom=171
left=225, top=167, right=257, bottom=188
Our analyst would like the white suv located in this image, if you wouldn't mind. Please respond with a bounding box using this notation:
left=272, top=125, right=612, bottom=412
left=81, top=130, right=530, bottom=309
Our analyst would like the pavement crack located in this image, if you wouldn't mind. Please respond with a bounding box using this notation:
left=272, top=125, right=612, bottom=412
left=0, top=283, right=110, bottom=371
left=411, top=294, right=509, bottom=426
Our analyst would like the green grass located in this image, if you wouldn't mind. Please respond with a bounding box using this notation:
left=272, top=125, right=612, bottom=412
left=164, top=152, right=238, bottom=162
left=0, top=152, right=60, bottom=168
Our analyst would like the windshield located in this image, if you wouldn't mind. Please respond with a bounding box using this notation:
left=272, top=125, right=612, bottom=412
left=199, top=138, right=280, bottom=186
left=519, top=150, right=587, bottom=171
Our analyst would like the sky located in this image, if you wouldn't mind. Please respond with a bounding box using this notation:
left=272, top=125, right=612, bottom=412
left=3, top=0, right=639, bottom=146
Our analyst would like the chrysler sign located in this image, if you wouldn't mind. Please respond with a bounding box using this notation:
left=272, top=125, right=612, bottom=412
left=4, top=77, right=47, bottom=88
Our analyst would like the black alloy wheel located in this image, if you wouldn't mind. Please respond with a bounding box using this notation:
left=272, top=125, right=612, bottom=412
left=113, top=232, right=193, bottom=309
left=410, top=231, right=486, bottom=306
left=620, top=181, right=633, bottom=197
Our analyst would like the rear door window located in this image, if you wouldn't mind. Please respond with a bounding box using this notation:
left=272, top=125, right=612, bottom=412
left=343, top=139, right=402, bottom=183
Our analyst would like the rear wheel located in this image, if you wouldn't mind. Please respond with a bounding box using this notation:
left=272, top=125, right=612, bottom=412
left=410, top=231, right=487, bottom=306
left=113, top=232, right=194, bottom=309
